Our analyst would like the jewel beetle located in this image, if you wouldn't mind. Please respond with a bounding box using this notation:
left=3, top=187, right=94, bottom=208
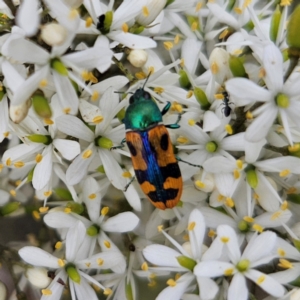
left=120, top=84, right=183, bottom=210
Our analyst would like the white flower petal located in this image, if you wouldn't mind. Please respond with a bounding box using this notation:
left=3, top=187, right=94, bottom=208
left=156, top=273, right=194, bottom=300
left=19, top=246, right=60, bottom=268
left=32, top=147, right=52, bottom=190
left=245, top=104, right=277, bottom=142
left=203, top=111, right=221, bottom=132
left=263, top=44, right=283, bottom=93
left=108, top=31, right=157, bottom=49
left=102, top=212, right=139, bottom=232
left=143, top=245, right=182, bottom=268
left=56, top=115, right=94, bottom=142
left=246, top=269, right=285, bottom=297
left=194, top=261, right=233, bottom=277
left=44, top=211, right=78, bottom=228
left=228, top=273, right=248, bottom=300
left=53, top=139, right=80, bottom=160
left=4, top=38, right=49, bottom=64
left=66, top=221, right=86, bottom=261
left=52, top=72, right=79, bottom=115
left=197, top=277, right=219, bottom=300
left=16, top=0, right=40, bottom=37
left=225, top=78, right=271, bottom=106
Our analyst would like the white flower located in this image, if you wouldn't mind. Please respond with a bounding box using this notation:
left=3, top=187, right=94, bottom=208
left=19, top=221, right=123, bottom=299
left=226, top=43, right=300, bottom=145
left=143, top=209, right=219, bottom=300
left=194, top=225, right=285, bottom=300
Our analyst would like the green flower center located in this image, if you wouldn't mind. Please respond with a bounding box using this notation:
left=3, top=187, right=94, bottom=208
left=87, top=224, right=100, bottom=237
left=236, top=259, right=250, bottom=272
left=238, top=220, right=250, bottom=233
left=276, top=93, right=290, bottom=108
left=95, top=136, right=113, bottom=149
left=65, top=264, right=80, bottom=283
left=206, top=141, right=218, bottom=153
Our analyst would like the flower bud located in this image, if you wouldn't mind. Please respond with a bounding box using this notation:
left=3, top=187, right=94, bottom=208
left=270, top=5, right=281, bottom=42
left=176, top=255, right=197, bottom=271
left=287, top=5, right=300, bottom=50
left=0, top=281, right=7, bottom=300
left=1, top=202, right=20, bottom=216
left=229, top=55, right=247, bottom=78
left=179, top=70, right=190, bottom=89
left=10, top=99, right=31, bottom=123
left=32, top=94, right=52, bottom=118
left=66, top=265, right=80, bottom=283
left=136, top=0, right=167, bottom=26
left=26, top=267, right=52, bottom=288
left=27, top=134, right=52, bottom=145
left=209, top=48, right=230, bottom=84
left=194, top=87, right=210, bottom=110
left=127, top=49, right=148, bottom=68
left=41, top=23, right=67, bottom=46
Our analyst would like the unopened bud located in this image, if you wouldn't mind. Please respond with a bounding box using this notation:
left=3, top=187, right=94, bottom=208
left=41, top=23, right=67, bottom=46
left=127, top=49, right=148, bottom=68
left=10, top=99, right=31, bottom=123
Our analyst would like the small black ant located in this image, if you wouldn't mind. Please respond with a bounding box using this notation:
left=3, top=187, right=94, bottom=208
left=221, top=91, right=234, bottom=117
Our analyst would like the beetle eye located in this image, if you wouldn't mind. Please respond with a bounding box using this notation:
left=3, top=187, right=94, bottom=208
left=129, top=96, right=134, bottom=104
left=144, top=92, right=151, bottom=99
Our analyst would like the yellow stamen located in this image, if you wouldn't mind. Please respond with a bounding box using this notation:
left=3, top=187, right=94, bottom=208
left=177, top=136, right=189, bottom=144
left=164, top=41, right=174, bottom=50
left=135, top=72, right=147, bottom=80
left=142, top=6, right=149, bottom=17
left=280, top=0, right=292, bottom=6
left=195, top=2, right=203, bottom=12
left=3, top=132, right=9, bottom=138
left=277, top=248, right=286, bottom=257
left=243, top=216, right=254, bottom=223
left=44, top=191, right=52, bottom=197
left=141, top=262, right=148, bottom=271
left=97, top=258, right=104, bottom=266
left=188, top=119, right=195, bottom=126
left=256, top=275, right=266, bottom=285
left=224, top=268, right=234, bottom=276
left=6, top=158, right=11, bottom=166
left=14, top=161, right=24, bottom=168
left=288, top=144, right=300, bottom=152
left=44, top=118, right=54, bottom=125
left=89, top=193, right=96, bottom=200
left=85, top=17, right=93, bottom=27
left=39, top=207, right=49, bottom=213
left=35, top=154, right=43, bottom=163
left=225, top=124, right=233, bottom=135
left=64, top=207, right=71, bottom=213
left=101, top=207, right=109, bottom=216
left=259, top=68, right=266, bottom=78
left=279, top=169, right=290, bottom=177
left=210, top=62, right=219, bottom=74
left=220, top=236, right=229, bottom=243
left=69, top=9, right=79, bottom=20
left=55, top=241, right=62, bottom=249
left=281, top=201, right=288, bottom=210
left=246, top=111, right=253, bottom=119
left=233, top=169, right=240, bottom=179
left=58, top=259, right=65, bottom=267
left=167, top=278, right=176, bottom=287
left=92, top=116, right=104, bottom=124
left=208, top=229, right=216, bottom=238
left=234, top=7, right=243, bottom=14
left=186, top=90, right=193, bottom=98
left=252, top=223, right=263, bottom=233
left=157, top=225, right=163, bottom=232
left=10, top=189, right=16, bottom=197
left=92, top=91, right=99, bottom=101
left=195, top=180, right=205, bottom=188
left=63, top=107, right=71, bottom=114
left=219, top=28, right=229, bottom=39
left=82, top=149, right=92, bottom=159
left=278, top=258, right=293, bottom=269
left=39, top=79, right=48, bottom=87
left=122, top=23, right=129, bottom=33
left=188, top=221, right=196, bottom=231
left=233, top=49, right=243, bottom=56
left=154, top=87, right=164, bottom=94
left=225, top=197, right=235, bottom=207
left=271, top=211, right=282, bottom=220
left=174, top=34, right=180, bottom=44
left=32, top=210, right=40, bottom=220
left=104, top=288, right=112, bottom=295
left=104, top=240, right=111, bottom=248
left=42, top=289, right=52, bottom=295
left=122, top=171, right=132, bottom=178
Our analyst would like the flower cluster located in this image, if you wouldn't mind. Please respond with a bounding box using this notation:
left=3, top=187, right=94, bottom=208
left=1, top=0, right=300, bottom=300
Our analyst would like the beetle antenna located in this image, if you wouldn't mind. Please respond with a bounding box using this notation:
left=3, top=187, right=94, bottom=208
left=142, top=72, right=152, bottom=90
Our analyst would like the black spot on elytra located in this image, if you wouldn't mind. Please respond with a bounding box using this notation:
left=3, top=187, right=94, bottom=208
left=160, top=133, right=169, bottom=151
left=127, top=141, right=137, bottom=156
left=161, top=163, right=181, bottom=179
left=147, top=188, right=179, bottom=202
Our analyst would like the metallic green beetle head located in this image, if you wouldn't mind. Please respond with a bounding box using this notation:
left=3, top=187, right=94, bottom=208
left=124, top=88, right=162, bottom=131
